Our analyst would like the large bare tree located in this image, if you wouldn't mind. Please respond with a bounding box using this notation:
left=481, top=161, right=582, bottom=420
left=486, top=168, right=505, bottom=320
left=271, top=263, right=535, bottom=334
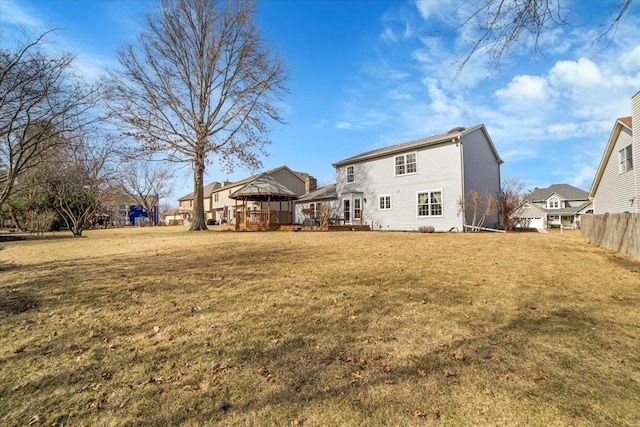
left=0, top=31, right=100, bottom=208
left=107, top=0, right=288, bottom=231
left=452, top=0, right=634, bottom=72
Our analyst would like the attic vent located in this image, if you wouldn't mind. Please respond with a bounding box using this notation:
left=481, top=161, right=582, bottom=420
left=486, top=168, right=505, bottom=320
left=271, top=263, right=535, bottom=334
left=448, top=126, right=466, bottom=133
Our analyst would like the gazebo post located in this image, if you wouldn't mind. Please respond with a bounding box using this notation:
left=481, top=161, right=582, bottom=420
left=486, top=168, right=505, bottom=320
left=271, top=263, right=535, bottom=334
left=243, top=199, right=247, bottom=230
left=267, top=196, right=271, bottom=228
left=234, top=198, right=238, bottom=231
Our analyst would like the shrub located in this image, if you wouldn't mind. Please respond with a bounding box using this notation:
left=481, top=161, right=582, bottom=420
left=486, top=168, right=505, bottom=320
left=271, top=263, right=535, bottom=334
left=418, top=225, right=435, bottom=233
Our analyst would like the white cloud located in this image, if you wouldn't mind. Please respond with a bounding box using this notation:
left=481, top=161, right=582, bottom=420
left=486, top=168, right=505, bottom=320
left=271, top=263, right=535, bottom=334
left=335, top=122, right=352, bottom=130
left=387, top=89, right=413, bottom=101
left=549, top=57, right=603, bottom=87
left=0, top=0, right=44, bottom=30
left=315, top=119, right=327, bottom=129
left=620, top=44, right=640, bottom=72
left=495, top=75, right=550, bottom=103
left=414, top=0, right=457, bottom=21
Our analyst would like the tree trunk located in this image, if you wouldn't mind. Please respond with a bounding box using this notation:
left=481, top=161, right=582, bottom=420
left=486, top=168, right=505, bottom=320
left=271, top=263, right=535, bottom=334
left=8, top=202, right=22, bottom=230
left=190, top=150, right=207, bottom=231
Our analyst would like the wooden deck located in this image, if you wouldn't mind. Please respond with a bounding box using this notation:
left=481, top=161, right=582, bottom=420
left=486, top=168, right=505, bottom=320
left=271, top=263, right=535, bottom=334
left=277, top=224, right=371, bottom=232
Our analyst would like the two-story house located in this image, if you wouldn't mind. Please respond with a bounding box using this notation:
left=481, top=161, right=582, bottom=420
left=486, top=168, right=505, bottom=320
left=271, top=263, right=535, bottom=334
left=170, top=166, right=315, bottom=225
left=513, top=184, right=592, bottom=229
left=297, top=125, right=502, bottom=231
left=589, top=90, right=639, bottom=213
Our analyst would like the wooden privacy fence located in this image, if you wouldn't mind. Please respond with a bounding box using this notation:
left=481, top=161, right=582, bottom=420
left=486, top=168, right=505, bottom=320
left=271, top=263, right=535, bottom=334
left=581, top=213, right=640, bottom=260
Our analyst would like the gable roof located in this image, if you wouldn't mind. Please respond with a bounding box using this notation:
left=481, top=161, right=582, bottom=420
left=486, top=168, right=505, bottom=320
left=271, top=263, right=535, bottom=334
left=229, top=173, right=297, bottom=201
left=211, top=165, right=304, bottom=194
left=332, top=124, right=502, bottom=167
left=528, top=183, right=589, bottom=201
left=589, top=117, right=633, bottom=198
left=296, top=184, right=337, bottom=203
left=178, top=165, right=304, bottom=201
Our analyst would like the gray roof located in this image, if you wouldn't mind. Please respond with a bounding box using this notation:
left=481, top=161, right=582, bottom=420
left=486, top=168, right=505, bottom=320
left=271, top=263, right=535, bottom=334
left=178, top=181, right=221, bottom=201
left=229, top=174, right=297, bottom=201
left=296, top=184, right=337, bottom=203
left=332, top=124, right=501, bottom=167
left=529, top=184, right=589, bottom=202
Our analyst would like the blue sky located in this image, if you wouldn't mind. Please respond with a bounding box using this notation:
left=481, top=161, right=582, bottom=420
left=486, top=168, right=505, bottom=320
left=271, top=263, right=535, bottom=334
left=2, top=0, right=640, bottom=203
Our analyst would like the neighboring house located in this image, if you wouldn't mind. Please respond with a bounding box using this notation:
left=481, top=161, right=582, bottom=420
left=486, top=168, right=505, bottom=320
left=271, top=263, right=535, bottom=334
left=101, top=190, right=159, bottom=226
left=513, top=184, right=592, bottom=229
left=589, top=91, right=639, bottom=213
left=163, top=208, right=192, bottom=226
left=311, top=124, right=502, bottom=231
left=175, top=165, right=315, bottom=224
left=294, top=184, right=340, bottom=225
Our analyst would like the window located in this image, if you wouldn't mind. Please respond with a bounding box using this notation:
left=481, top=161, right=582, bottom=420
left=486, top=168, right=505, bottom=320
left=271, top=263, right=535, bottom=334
left=547, top=196, right=559, bottom=209
left=620, top=145, right=633, bottom=173
left=379, top=195, right=391, bottom=210
left=417, top=191, right=443, bottom=217
left=309, top=202, right=317, bottom=218
left=395, top=152, right=417, bottom=176
left=214, top=193, right=219, bottom=202
left=354, top=198, right=362, bottom=220
left=346, top=165, right=355, bottom=183
left=343, top=199, right=350, bottom=221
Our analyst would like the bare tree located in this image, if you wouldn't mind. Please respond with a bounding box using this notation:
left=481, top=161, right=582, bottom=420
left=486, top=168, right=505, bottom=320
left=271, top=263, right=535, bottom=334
left=452, top=0, right=633, bottom=72
left=497, top=177, right=527, bottom=231
left=0, top=31, right=100, bottom=208
left=106, top=0, right=288, bottom=231
left=44, top=139, right=117, bottom=236
left=458, top=190, right=497, bottom=231
left=119, top=159, right=174, bottom=225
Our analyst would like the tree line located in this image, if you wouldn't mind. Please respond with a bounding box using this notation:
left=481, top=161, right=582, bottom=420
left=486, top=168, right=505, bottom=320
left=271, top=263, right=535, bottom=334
left=1, top=0, right=286, bottom=235
left=1, top=0, right=631, bottom=235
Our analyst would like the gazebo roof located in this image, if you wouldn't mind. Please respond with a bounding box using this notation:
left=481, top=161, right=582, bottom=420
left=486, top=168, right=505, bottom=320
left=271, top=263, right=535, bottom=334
left=229, top=174, right=298, bottom=201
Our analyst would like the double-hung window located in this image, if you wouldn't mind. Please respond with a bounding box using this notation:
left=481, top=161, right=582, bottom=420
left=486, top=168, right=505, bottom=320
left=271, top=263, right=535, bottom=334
left=379, top=195, right=391, bottom=210
left=620, top=145, right=633, bottom=173
left=417, top=190, right=443, bottom=217
left=395, top=153, right=417, bottom=176
left=214, top=193, right=219, bottom=202
left=346, top=165, right=355, bottom=183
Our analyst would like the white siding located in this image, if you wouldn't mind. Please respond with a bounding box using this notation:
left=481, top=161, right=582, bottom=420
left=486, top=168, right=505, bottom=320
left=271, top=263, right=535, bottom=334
left=461, top=128, right=501, bottom=228
left=592, top=126, right=635, bottom=214
left=633, top=90, right=640, bottom=213
left=336, top=142, right=464, bottom=231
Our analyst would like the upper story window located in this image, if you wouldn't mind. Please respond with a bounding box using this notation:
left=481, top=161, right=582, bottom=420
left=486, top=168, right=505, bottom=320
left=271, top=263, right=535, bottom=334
left=214, top=193, right=219, bottom=202
left=620, top=145, right=633, bottom=173
left=395, top=152, right=417, bottom=176
left=547, top=196, right=560, bottom=209
left=346, top=165, right=355, bottom=183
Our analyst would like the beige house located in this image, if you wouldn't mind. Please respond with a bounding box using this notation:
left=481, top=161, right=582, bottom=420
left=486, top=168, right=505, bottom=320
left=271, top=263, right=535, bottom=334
left=167, top=166, right=315, bottom=225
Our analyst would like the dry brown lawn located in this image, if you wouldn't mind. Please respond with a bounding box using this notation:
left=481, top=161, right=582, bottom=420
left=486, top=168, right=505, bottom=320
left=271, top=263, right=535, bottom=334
left=1, top=227, right=639, bottom=426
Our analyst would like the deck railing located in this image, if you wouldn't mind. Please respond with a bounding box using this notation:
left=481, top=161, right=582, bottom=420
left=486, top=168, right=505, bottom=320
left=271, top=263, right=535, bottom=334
left=235, top=210, right=291, bottom=226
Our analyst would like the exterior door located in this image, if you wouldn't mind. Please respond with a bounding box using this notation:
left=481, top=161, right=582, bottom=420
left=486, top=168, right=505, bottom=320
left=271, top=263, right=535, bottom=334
left=343, top=199, right=350, bottom=223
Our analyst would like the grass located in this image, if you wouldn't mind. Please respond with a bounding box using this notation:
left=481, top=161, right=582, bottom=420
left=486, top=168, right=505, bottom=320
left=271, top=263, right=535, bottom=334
left=1, top=227, right=639, bottom=426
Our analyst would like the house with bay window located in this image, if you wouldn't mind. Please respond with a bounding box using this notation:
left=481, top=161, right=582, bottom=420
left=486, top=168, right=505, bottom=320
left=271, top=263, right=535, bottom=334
left=295, top=124, right=502, bottom=231
left=512, top=183, right=592, bottom=229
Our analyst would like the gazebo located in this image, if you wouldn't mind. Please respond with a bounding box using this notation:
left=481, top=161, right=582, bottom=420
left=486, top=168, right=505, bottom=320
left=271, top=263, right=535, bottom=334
left=229, top=174, right=298, bottom=231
